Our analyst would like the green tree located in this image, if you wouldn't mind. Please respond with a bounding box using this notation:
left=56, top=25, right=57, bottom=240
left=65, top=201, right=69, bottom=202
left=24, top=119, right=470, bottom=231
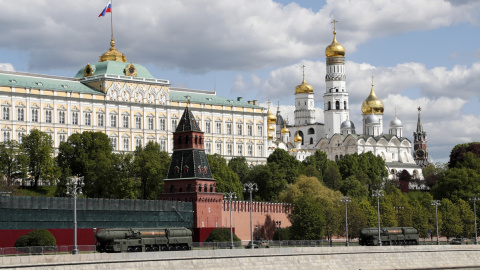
left=289, top=194, right=325, bottom=240
left=207, top=154, right=243, bottom=198
left=111, top=152, right=140, bottom=199
left=407, top=192, right=433, bottom=238
left=302, top=150, right=332, bottom=179
left=422, top=163, right=447, bottom=188
left=21, top=129, right=56, bottom=187
left=449, top=142, right=480, bottom=169
left=439, top=198, right=463, bottom=240
left=245, top=163, right=287, bottom=202
left=267, top=148, right=302, bottom=184
left=457, top=199, right=474, bottom=238
left=323, top=163, right=342, bottom=191
left=0, top=140, right=28, bottom=185
left=133, top=142, right=170, bottom=199
left=57, top=131, right=115, bottom=198
left=228, top=156, right=250, bottom=183
left=343, top=199, right=368, bottom=240
left=204, top=228, right=241, bottom=242
left=431, top=167, right=480, bottom=202
left=14, top=229, right=56, bottom=247
left=279, top=175, right=342, bottom=205
left=340, top=175, right=369, bottom=200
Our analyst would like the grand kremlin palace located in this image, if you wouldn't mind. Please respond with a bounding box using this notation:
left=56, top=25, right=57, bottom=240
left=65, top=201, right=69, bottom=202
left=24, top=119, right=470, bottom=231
left=0, top=40, right=270, bottom=168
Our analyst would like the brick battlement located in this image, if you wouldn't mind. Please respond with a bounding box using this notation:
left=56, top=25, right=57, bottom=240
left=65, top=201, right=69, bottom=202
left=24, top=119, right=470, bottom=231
left=222, top=200, right=291, bottom=214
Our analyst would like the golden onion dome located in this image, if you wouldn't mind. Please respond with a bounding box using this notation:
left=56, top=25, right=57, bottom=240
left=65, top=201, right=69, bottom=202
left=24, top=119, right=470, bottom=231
left=267, top=108, right=277, bottom=124
left=361, top=84, right=384, bottom=114
left=268, top=124, right=275, bottom=132
left=267, top=133, right=274, bottom=140
left=281, top=125, right=290, bottom=134
left=325, top=31, right=345, bottom=58
left=295, top=65, right=314, bottom=94
left=99, top=38, right=127, bottom=62
left=294, top=132, right=302, bottom=143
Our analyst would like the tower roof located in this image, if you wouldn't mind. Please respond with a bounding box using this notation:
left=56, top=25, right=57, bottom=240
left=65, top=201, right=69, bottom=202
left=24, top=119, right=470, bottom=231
left=176, top=105, right=201, bottom=132
left=416, top=107, right=424, bottom=133
left=361, top=81, right=384, bottom=114
left=325, top=20, right=345, bottom=58
left=295, top=65, right=314, bottom=94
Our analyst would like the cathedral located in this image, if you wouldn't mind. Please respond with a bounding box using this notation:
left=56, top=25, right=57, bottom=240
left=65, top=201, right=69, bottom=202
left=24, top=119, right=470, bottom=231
left=269, top=24, right=429, bottom=187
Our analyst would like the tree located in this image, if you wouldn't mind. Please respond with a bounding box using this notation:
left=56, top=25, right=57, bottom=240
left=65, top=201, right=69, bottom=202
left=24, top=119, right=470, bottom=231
left=21, top=129, right=56, bottom=187
left=133, top=142, right=170, bottom=199
left=14, top=229, right=56, bottom=247
left=457, top=199, right=474, bottom=238
left=449, top=142, right=480, bottom=169
left=207, top=154, right=243, bottom=198
left=422, top=163, right=447, bottom=188
left=267, top=148, right=302, bottom=184
left=111, top=152, right=140, bottom=199
left=302, top=150, right=332, bottom=179
left=244, top=164, right=287, bottom=202
left=439, top=198, right=463, bottom=240
left=323, top=163, right=342, bottom=191
left=0, top=140, right=28, bottom=185
left=431, top=167, right=480, bottom=202
left=398, top=170, right=411, bottom=193
left=228, top=156, right=250, bottom=183
left=279, top=175, right=342, bottom=205
left=204, top=228, right=241, bottom=242
left=57, top=131, right=115, bottom=198
left=337, top=152, right=388, bottom=191
left=340, top=175, right=369, bottom=200
left=343, top=199, right=368, bottom=240
left=289, top=194, right=325, bottom=240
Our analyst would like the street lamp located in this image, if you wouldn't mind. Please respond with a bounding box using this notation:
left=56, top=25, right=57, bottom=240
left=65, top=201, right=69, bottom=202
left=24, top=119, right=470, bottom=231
left=276, top=221, right=282, bottom=244
left=66, top=175, right=84, bottom=255
left=243, top=182, right=258, bottom=249
left=224, top=192, right=237, bottom=249
left=470, top=196, right=479, bottom=245
left=431, top=200, right=441, bottom=245
left=340, top=196, right=351, bottom=246
left=372, top=190, right=384, bottom=246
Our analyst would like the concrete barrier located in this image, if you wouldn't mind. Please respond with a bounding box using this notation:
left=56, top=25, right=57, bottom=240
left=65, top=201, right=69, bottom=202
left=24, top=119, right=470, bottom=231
left=2, top=245, right=480, bottom=269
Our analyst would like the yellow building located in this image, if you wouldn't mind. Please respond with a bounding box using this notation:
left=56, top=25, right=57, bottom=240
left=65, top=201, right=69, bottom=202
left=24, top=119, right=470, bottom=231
left=0, top=39, right=268, bottom=165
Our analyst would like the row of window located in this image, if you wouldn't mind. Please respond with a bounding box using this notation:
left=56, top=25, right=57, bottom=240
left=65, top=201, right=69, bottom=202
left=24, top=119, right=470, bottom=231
left=326, top=101, right=348, bottom=110
left=3, top=107, right=263, bottom=135
left=204, top=142, right=263, bottom=157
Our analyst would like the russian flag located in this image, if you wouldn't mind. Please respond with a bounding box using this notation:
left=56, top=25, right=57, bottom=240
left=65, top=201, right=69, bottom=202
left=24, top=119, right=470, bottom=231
left=98, top=1, right=112, bottom=17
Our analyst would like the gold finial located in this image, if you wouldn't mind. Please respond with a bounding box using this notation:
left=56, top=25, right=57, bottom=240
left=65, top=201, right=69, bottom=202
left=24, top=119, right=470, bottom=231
left=371, top=75, right=374, bottom=87
left=99, top=37, right=127, bottom=62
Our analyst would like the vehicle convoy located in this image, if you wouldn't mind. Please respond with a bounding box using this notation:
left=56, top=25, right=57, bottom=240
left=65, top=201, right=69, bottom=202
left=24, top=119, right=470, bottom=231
left=95, top=227, right=193, bottom=252
left=359, top=227, right=419, bottom=246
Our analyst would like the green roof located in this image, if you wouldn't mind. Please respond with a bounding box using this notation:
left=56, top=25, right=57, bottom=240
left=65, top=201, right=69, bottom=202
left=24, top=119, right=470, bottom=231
left=74, top=61, right=155, bottom=79
left=0, top=70, right=100, bottom=94
left=169, top=88, right=262, bottom=108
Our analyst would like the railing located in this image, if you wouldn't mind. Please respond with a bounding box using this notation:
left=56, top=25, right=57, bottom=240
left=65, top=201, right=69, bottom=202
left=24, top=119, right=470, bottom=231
left=0, top=239, right=457, bottom=256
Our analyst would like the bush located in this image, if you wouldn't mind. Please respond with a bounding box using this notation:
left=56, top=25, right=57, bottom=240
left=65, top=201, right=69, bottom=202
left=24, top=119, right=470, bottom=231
left=14, top=229, right=56, bottom=247
left=204, top=228, right=241, bottom=242
left=273, top=227, right=291, bottom=241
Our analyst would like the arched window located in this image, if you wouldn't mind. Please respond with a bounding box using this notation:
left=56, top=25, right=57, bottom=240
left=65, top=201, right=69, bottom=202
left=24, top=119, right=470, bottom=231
left=309, top=137, right=313, bottom=144
left=187, top=184, right=191, bottom=192
left=336, top=101, right=340, bottom=110
left=210, top=185, right=214, bottom=192
left=335, top=155, right=338, bottom=162
left=185, top=135, right=190, bottom=144
left=195, top=135, right=198, bottom=144
left=344, top=101, right=347, bottom=110
left=298, top=131, right=304, bottom=145
left=178, top=188, right=183, bottom=193
left=336, top=88, right=339, bottom=92
left=169, top=185, right=175, bottom=193
left=204, top=184, right=208, bottom=192
left=328, top=102, right=331, bottom=110
left=308, top=128, right=315, bottom=135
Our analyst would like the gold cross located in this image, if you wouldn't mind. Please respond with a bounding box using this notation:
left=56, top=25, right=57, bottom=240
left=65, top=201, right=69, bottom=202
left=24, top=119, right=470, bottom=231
left=331, top=19, right=338, bottom=31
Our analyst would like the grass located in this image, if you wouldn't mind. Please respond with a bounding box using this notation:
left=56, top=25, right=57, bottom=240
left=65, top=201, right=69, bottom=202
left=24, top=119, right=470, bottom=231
left=12, top=186, right=57, bottom=197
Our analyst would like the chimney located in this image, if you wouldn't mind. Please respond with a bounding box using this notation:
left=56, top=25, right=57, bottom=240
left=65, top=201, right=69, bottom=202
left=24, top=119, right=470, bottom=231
left=253, top=100, right=258, bottom=105
left=237, top=97, right=243, bottom=101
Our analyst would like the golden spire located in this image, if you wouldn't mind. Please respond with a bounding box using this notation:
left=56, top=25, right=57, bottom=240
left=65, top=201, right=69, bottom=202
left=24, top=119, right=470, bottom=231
left=99, top=38, right=127, bottom=62
left=361, top=76, right=384, bottom=114
left=325, top=19, right=345, bottom=58
left=295, top=65, right=314, bottom=94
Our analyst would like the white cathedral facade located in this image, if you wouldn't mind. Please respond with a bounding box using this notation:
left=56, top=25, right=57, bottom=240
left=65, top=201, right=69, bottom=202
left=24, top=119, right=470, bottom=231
left=267, top=26, right=426, bottom=187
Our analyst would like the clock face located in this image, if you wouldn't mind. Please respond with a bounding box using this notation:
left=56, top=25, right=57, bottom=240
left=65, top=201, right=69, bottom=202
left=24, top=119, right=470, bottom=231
left=415, top=149, right=425, bottom=158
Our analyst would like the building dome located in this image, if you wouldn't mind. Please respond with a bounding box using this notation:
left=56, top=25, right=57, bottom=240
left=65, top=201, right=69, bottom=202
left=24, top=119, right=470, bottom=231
left=294, top=132, right=302, bottom=143
left=341, top=120, right=355, bottom=129
left=281, top=125, right=290, bottom=134
left=267, top=133, right=274, bottom=140
left=267, top=108, right=277, bottom=124
left=390, top=117, right=402, bottom=127
left=361, top=84, right=384, bottom=114
left=365, top=114, right=379, bottom=124
left=268, top=124, right=275, bottom=132
left=295, top=77, right=314, bottom=94
left=325, top=31, right=345, bottom=58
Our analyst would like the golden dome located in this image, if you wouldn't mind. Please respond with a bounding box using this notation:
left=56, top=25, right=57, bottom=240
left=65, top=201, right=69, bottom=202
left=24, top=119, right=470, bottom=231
left=267, top=108, right=277, bottom=124
left=99, top=38, right=127, bottom=62
left=268, top=124, right=275, bottom=132
left=295, top=65, right=314, bottom=94
left=294, top=132, right=302, bottom=143
left=267, top=133, right=274, bottom=140
left=281, top=124, right=289, bottom=134
left=325, top=31, right=345, bottom=58
left=361, top=83, right=384, bottom=114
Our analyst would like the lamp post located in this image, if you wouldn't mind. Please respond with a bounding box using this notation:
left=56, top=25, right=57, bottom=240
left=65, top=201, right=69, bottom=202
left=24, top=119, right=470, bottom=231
left=431, top=200, right=441, bottom=245
left=93, top=228, right=97, bottom=253
left=66, top=175, right=84, bottom=255
left=243, top=182, right=258, bottom=249
left=276, top=221, right=282, bottom=244
left=372, top=190, right=384, bottom=246
left=340, top=196, right=351, bottom=246
left=470, top=196, right=478, bottom=245
left=224, top=192, right=237, bottom=249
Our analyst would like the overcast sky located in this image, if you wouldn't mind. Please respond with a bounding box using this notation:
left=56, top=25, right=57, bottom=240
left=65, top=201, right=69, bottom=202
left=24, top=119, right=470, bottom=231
left=0, top=0, right=479, bottom=163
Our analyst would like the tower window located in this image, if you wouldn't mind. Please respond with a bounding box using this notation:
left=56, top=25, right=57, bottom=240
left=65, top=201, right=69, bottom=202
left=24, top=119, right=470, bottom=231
left=336, top=101, right=340, bottom=110
left=344, top=101, right=347, bottom=110
left=328, top=102, right=331, bottom=110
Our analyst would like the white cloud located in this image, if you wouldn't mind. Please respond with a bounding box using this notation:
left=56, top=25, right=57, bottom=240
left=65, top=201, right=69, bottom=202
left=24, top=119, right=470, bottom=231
left=0, top=63, right=14, bottom=71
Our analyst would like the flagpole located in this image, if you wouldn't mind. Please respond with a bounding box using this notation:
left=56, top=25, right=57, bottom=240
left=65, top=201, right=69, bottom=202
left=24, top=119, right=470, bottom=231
left=111, top=0, right=114, bottom=40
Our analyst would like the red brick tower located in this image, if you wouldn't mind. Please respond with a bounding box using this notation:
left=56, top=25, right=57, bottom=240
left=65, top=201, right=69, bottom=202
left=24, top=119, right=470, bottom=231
left=159, top=104, right=223, bottom=242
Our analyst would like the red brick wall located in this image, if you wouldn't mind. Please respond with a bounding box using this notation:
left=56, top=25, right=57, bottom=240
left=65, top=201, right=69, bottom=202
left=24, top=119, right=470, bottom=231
left=221, top=201, right=291, bottom=241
